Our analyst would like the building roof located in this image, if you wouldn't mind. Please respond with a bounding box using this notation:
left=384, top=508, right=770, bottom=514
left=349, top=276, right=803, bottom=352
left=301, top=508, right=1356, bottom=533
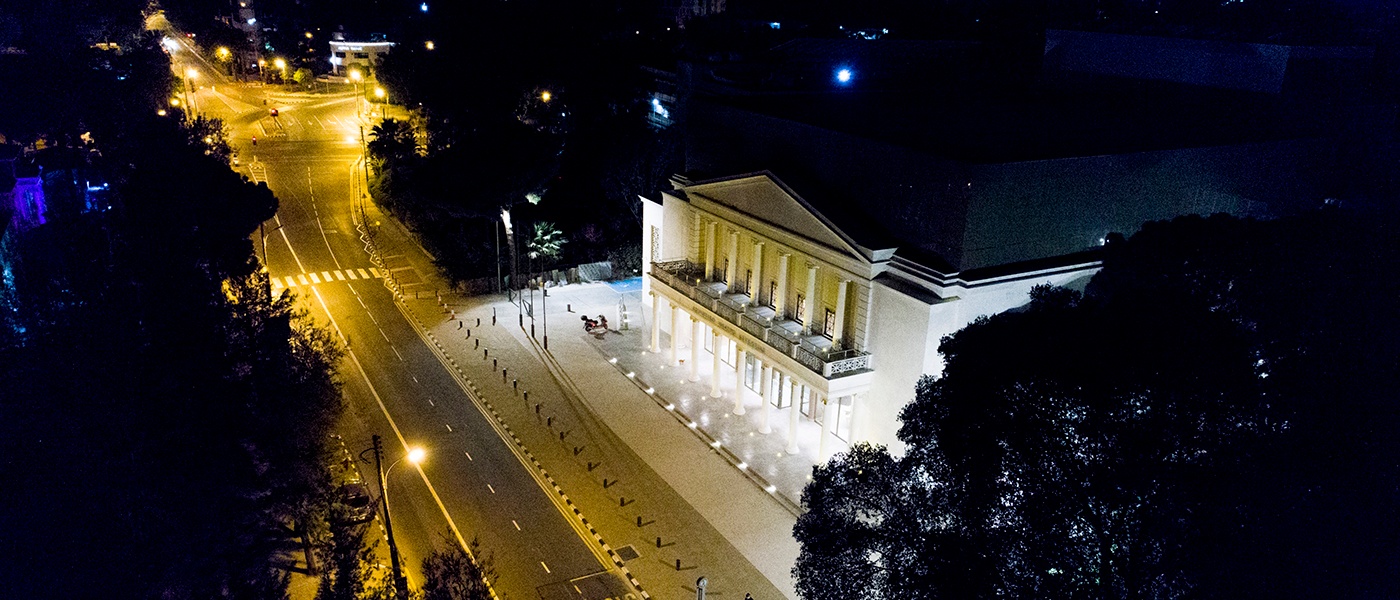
left=677, top=172, right=886, bottom=262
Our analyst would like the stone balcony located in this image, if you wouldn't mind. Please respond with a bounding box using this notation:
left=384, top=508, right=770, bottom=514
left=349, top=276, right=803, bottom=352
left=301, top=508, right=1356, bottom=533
left=651, top=260, right=874, bottom=379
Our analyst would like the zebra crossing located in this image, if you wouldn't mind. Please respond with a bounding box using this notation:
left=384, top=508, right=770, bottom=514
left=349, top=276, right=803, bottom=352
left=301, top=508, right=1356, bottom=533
left=271, top=267, right=384, bottom=293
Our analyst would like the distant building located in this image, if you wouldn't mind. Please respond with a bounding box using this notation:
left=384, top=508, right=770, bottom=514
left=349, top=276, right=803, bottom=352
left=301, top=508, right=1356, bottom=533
left=0, top=145, right=44, bottom=232
left=641, top=31, right=1395, bottom=458
left=328, top=40, right=394, bottom=76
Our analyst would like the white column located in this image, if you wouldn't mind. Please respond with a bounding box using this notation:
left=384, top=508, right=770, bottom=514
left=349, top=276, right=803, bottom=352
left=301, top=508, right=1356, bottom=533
left=649, top=292, right=660, bottom=353
left=704, top=221, right=717, bottom=279
left=710, top=331, right=724, bottom=398
left=759, top=364, right=773, bottom=434
left=804, top=264, right=819, bottom=335
left=776, top=253, right=790, bottom=316
left=733, top=346, right=747, bottom=415
left=726, top=230, right=739, bottom=287
left=848, top=392, right=863, bottom=444
left=689, top=316, right=701, bottom=381
left=818, top=392, right=834, bottom=461
left=785, top=380, right=801, bottom=454
left=833, top=279, right=849, bottom=349
left=669, top=306, right=681, bottom=366
left=751, top=241, right=764, bottom=300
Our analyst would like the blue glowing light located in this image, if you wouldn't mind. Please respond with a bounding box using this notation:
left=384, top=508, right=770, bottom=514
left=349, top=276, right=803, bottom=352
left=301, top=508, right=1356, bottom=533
left=247, top=17, right=256, bottom=25
left=770, top=22, right=781, bottom=29
left=836, top=68, right=853, bottom=84
left=420, top=2, right=428, bottom=11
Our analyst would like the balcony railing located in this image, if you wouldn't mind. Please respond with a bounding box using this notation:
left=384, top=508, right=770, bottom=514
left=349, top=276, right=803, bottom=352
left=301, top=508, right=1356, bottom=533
left=651, top=260, right=873, bottom=379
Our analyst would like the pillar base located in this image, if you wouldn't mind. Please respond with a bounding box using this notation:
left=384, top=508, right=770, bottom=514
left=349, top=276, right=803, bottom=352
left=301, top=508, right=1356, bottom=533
left=733, top=406, right=746, bottom=416
left=709, top=390, right=722, bottom=399
left=786, top=444, right=800, bottom=455
left=688, top=374, right=701, bottom=382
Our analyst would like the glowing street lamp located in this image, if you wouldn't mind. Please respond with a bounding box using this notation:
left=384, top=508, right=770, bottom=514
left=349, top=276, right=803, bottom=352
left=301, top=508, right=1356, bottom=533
left=425, top=40, right=435, bottom=50
left=372, top=435, right=424, bottom=600
left=540, top=90, right=552, bottom=103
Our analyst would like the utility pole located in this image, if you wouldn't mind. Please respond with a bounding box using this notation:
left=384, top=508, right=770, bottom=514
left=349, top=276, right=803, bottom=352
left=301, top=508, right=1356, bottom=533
left=372, top=435, right=409, bottom=598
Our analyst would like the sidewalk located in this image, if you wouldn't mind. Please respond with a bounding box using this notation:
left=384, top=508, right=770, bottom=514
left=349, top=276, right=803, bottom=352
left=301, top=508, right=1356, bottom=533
left=393, top=287, right=802, bottom=600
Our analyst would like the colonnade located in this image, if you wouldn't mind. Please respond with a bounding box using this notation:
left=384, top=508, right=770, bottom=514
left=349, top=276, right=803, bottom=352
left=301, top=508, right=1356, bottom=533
left=649, top=291, right=861, bottom=461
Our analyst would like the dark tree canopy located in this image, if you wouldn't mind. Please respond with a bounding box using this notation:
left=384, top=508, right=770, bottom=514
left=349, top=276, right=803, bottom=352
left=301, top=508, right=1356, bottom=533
left=795, top=208, right=1400, bottom=600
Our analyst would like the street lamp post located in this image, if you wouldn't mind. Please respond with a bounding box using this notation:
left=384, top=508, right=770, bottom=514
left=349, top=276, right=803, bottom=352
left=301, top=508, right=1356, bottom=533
left=183, top=68, right=199, bottom=121
left=349, top=69, right=364, bottom=119
left=375, top=87, right=386, bottom=119
left=372, top=434, right=424, bottom=599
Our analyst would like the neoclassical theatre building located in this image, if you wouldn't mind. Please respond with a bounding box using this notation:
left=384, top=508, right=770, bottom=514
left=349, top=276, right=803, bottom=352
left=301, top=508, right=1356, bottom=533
left=642, top=172, right=1101, bottom=458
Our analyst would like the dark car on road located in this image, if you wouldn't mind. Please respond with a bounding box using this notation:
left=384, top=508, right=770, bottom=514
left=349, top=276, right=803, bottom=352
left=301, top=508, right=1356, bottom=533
left=335, top=481, right=374, bottom=524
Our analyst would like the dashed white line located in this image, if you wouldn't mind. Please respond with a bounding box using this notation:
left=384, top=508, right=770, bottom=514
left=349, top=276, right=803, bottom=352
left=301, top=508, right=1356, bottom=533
left=428, top=398, right=435, bottom=406
left=487, top=484, right=495, bottom=493
left=379, top=328, right=390, bottom=342
left=445, top=424, right=453, bottom=432
left=464, top=451, right=473, bottom=461
left=512, top=520, right=521, bottom=531
left=393, top=346, right=404, bottom=361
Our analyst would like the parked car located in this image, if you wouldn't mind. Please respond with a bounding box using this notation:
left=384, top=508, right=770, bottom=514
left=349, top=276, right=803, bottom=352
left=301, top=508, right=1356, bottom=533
left=269, top=107, right=279, bottom=117
left=335, top=481, right=374, bottom=524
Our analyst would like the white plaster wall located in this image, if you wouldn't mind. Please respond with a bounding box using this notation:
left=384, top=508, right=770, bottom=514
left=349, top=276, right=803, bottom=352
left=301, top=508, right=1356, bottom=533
left=661, top=195, right=690, bottom=263
left=862, top=267, right=1098, bottom=456
left=863, top=282, right=936, bottom=455
left=641, top=195, right=665, bottom=303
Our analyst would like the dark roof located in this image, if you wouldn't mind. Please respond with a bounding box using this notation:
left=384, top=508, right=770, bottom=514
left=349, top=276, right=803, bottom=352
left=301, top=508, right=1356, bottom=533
left=703, top=82, right=1322, bottom=163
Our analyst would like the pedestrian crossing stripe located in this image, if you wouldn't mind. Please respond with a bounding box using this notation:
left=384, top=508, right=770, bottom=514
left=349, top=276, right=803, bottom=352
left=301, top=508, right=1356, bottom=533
left=270, top=268, right=383, bottom=293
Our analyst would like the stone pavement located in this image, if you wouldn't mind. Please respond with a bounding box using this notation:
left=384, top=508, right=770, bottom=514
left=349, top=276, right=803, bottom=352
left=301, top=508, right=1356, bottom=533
left=394, top=283, right=806, bottom=600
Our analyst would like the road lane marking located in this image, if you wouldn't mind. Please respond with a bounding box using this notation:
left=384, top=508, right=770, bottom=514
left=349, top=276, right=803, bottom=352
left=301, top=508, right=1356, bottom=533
left=464, top=451, right=473, bottom=461
left=541, top=562, right=551, bottom=574
left=309, top=273, right=321, bottom=283
left=513, top=520, right=521, bottom=531
left=392, top=346, right=403, bottom=361
left=358, top=268, right=371, bottom=278
left=273, top=215, right=306, bottom=274
left=379, top=328, right=390, bottom=342
left=369, top=268, right=382, bottom=278
left=336, top=270, right=347, bottom=280
left=285, top=277, right=298, bottom=287
left=428, top=398, right=435, bottom=406
left=487, top=484, right=495, bottom=493
left=322, top=271, right=333, bottom=282
left=297, top=274, right=309, bottom=285
left=346, top=269, right=358, bottom=279
left=445, top=424, right=453, bottom=432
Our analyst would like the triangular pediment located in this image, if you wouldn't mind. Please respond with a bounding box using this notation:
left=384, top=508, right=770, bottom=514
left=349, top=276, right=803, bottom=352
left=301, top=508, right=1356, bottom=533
left=682, top=172, right=874, bottom=262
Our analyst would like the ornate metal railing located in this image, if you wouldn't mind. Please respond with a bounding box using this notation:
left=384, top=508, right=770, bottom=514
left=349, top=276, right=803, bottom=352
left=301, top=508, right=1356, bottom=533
left=740, top=312, right=769, bottom=341
left=651, top=260, right=873, bottom=378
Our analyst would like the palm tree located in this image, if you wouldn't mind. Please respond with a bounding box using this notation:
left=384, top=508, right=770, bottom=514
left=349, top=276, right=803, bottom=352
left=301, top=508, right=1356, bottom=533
left=526, top=222, right=566, bottom=287
left=366, top=118, right=417, bottom=170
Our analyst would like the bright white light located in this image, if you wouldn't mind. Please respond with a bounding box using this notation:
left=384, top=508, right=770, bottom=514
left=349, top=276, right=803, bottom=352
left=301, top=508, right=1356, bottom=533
left=836, top=68, right=853, bottom=84
left=247, top=17, right=256, bottom=25
left=407, top=447, right=426, bottom=464
left=420, top=2, right=429, bottom=11
left=162, top=37, right=179, bottom=52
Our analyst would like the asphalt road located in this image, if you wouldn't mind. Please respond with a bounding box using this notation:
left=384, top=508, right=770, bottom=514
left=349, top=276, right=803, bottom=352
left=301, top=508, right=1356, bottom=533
left=168, top=36, right=636, bottom=600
